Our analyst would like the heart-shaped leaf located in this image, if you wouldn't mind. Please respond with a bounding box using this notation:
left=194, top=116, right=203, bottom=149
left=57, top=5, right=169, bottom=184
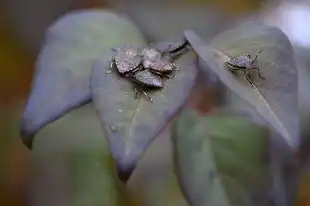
left=172, top=109, right=270, bottom=206
left=90, top=45, right=197, bottom=180
left=20, top=9, right=146, bottom=148
left=184, top=24, right=299, bottom=148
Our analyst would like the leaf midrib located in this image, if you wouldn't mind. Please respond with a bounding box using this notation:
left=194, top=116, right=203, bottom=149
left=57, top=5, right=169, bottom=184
left=125, top=95, right=142, bottom=157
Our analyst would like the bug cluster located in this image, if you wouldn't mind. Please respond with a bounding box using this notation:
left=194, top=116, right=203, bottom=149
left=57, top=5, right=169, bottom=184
left=225, top=49, right=265, bottom=86
left=108, top=40, right=189, bottom=102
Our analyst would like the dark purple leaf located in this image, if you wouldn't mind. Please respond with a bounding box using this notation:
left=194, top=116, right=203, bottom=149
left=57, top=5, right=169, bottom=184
left=90, top=46, right=197, bottom=180
left=20, top=9, right=146, bottom=148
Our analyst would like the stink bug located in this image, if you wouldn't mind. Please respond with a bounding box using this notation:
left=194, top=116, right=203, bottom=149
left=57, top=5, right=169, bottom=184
left=225, top=49, right=264, bottom=86
left=107, top=39, right=190, bottom=103
left=133, top=69, right=164, bottom=88
left=141, top=48, right=176, bottom=78
left=109, top=46, right=143, bottom=75
left=131, top=69, right=164, bottom=102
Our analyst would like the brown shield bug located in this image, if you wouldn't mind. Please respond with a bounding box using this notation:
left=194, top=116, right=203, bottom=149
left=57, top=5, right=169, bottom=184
left=141, top=38, right=190, bottom=78
left=225, top=49, right=264, bottom=86
left=106, top=39, right=190, bottom=103
left=141, top=48, right=176, bottom=78
left=133, top=69, right=164, bottom=88
left=108, top=46, right=164, bottom=103
left=109, top=46, right=143, bottom=75
left=131, top=69, right=164, bottom=103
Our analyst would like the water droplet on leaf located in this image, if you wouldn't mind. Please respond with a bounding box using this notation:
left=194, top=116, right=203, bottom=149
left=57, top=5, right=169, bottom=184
left=109, top=124, right=118, bottom=132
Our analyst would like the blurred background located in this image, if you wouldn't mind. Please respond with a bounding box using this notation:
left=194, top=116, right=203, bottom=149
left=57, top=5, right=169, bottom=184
left=1, top=0, right=310, bottom=205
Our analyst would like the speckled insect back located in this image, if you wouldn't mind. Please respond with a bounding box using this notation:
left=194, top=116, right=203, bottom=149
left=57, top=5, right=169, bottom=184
left=227, top=50, right=263, bottom=70
left=132, top=69, right=164, bottom=103
left=225, top=50, right=265, bottom=86
left=229, top=54, right=253, bottom=69
left=142, top=48, right=176, bottom=74
left=141, top=48, right=162, bottom=69
left=111, top=46, right=142, bottom=74
left=108, top=40, right=190, bottom=102
left=133, top=69, right=164, bottom=88
left=152, top=58, right=176, bottom=74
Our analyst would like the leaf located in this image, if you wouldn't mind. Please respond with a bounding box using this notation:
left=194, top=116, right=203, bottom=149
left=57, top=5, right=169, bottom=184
left=295, top=47, right=310, bottom=143
left=184, top=24, right=299, bottom=148
left=20, top=9, right=146, bottom=148
left=90, top=45, right=197, bottom=180
left=127, top=127, right=188, bottom=206
left=32, top=104, right=125, bottom=206
left=172, top=109, right=270, bottom=206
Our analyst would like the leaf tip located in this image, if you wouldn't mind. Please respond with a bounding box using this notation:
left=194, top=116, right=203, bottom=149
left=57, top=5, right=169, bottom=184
left=114, top=157, right=137, bottom=183
left=19, top=124, right=34, bottom=149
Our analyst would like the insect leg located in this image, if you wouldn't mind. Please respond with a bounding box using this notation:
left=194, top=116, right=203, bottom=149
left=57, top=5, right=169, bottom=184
left=169, top=62, right=179, bottom=78
left=134, top=87, right=140, bottom=99
left=172, top=62, right=180, bottom=71
left=109, top=60, right=114, bottom=69
left=163, top=53, right=179, bottom=72
left=225, top=63, right=246, bottom=77
left=106, top=59, right=115, bottom=74
left=165, top=73, right=175, bottom=78
left=251, top=49, right=263, bottom=64
left=226, top=62, right=246, bottom=69
left=141, top=89, right=154, bottom=103
left=243, top=70, right=254, bottom=87
left=131, top=65, right=144, bottom=73
left=133, top=86, right=154, bottom=103
left=110, top=48, right=121, bottom=52
left=255, top=68, right=265, bottom=80
left=168, top=39, right=189, bottom=54
left=150, top=70, right=174, bottom=79
left=161, top=73, right=174, bottom=79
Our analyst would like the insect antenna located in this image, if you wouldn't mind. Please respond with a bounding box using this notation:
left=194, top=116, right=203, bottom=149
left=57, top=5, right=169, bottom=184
left=251, top=49, right=263, bottom=64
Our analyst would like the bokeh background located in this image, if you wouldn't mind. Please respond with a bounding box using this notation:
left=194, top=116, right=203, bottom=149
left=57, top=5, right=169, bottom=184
left=1, top=0, right=310, bottom=205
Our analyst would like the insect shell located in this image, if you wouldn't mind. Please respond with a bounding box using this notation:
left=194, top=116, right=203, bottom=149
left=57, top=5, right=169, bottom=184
left=225, top=50, right=265, bottom=86
left=227, top=54, right=253, bottom=69
left=132, top=69, right=164, bottom=88
left=141, top=48, right=176, bottom=76
left=110, top=46, right=143, bottom=75
left=129, top=69, right=164, bottom=103
left=226, top=50, right=262, bottom=70
left=107, top=45, right=168, bottom=103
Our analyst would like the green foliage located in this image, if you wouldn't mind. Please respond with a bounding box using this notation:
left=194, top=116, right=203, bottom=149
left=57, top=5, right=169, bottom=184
left=184, top=24, right=299, bottom=148
left=20, top=9, right=301, bottom=206
left=172, top=109, right=270, bottom=206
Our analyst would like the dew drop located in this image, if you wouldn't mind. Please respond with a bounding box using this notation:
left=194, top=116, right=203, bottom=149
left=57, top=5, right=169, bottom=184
left=109, top=124, right=118, bottom=132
